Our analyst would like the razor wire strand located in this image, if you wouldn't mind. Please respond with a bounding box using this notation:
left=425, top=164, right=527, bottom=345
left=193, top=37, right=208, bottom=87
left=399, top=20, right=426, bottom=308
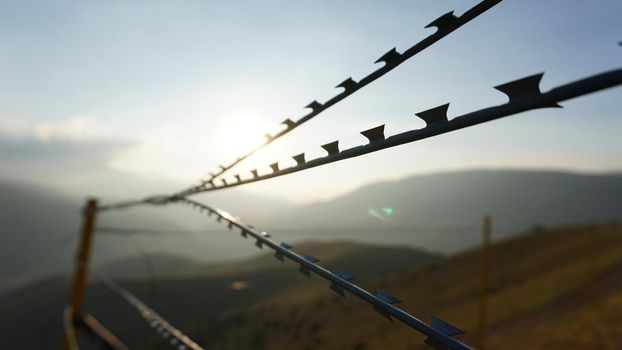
left=176, top=197, right=472, bottom=350
left=94, top=270, right=205, bottom=350
left=98, top=67, right=622, bottom=211
left=177, top=0, right=503, bottom=195
left=171, top=68, right=622, bottom=196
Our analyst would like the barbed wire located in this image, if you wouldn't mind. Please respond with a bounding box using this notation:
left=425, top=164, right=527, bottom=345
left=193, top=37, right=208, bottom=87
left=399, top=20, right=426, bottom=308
left=177, top=0, right=503, bottom=195
left=99, top=67, right=622, bottom=211
left=94, top=270, right=205, bottom=350
left=175, top=68, right=622, bottom=196
left=175, top=197, right=472, bottom=350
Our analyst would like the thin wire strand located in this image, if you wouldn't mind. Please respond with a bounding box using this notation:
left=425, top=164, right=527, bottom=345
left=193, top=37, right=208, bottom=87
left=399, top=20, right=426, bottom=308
left=96, top=227, right=205, bottom=237
left=93, top=270, right=204, bottom=350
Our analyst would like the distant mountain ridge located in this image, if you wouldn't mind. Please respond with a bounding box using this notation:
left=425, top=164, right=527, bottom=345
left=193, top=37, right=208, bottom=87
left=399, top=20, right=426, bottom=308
left=2, top=169, right=621, bottom=294
left=266, top=169, right=622, bottom=231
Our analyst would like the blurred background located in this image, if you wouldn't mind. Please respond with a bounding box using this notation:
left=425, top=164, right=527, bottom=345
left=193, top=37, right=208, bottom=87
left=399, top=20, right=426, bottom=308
left=0, top=0, right=621, bottom=349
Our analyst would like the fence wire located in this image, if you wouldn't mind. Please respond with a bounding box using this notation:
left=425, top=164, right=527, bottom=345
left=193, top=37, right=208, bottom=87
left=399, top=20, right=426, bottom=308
left=102, top=67, right=621, bottom=204
left=177, top=0, right=503, bottom=195
left=95, top=271, right=205, bottom=350
left=176, top=197, right=472, bottom=350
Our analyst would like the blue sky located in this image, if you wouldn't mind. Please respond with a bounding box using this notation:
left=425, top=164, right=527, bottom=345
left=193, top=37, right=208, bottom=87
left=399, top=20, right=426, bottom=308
left=0, top=0, right=620, bottom=203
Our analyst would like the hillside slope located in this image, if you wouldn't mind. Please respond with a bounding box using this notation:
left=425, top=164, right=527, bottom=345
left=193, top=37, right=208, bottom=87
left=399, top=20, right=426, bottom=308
left=173, top=223, right=622, bottom=350
left=0, top=241, right=438, bottom=349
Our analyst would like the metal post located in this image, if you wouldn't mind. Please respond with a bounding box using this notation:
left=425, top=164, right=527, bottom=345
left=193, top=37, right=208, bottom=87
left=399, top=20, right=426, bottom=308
left=61, top=198, right=98, bottom=350
left=477, top=215, right=491, bottom=350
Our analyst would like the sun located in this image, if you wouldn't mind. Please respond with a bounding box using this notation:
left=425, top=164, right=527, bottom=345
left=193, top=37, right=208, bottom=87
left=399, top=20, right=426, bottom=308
left=216, top=117, right=275, bottom=160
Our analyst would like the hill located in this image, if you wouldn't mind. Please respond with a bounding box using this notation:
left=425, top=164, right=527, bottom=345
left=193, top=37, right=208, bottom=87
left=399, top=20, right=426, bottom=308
left=0, top=179, right=290, bottom=294
left=259, top=170, right=622, bottom=253
left=2, top=169, right=621, bottom=292
left=268, top=170, right=622, bottom=230
left=170, top=223, right=622, bottom=350
left=0, top=240, right=438, bottom=349
left=1, top=224, right=621, bottom=349
left=0, top=180, right=181, bottom=294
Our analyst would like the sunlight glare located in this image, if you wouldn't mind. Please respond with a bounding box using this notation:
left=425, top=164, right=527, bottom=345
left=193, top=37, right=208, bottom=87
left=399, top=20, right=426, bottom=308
left=216, top=117, right=274, bottom=160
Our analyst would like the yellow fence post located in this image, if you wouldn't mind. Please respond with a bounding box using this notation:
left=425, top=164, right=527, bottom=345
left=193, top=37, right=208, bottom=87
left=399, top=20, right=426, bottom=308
left=478, top=215, right=492, bottom=350
left=61, top=198, right=98, bottom=350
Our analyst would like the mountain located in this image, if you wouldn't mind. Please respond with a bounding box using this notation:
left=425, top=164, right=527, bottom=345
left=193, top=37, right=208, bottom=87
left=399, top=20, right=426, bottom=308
left=0, top=181, right=80, bottom=291
left=2, top=169, right=621, bottom=293
left=265, top=169, right=622, bottom=236
left=0, top=241, right=439, bottom=350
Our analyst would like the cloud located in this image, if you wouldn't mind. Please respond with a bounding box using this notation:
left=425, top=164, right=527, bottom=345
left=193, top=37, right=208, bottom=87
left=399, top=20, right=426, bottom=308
left=0, top=115, right=120, bottom=142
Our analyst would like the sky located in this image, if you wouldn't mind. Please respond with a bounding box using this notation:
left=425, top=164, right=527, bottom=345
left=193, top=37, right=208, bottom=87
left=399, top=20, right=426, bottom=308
left=0, top=0, right=621, bottom=204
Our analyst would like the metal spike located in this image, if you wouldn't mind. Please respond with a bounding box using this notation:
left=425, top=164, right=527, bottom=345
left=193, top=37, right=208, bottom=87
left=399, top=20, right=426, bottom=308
left=336, top=77, right=358, bottom=92
left=416, top=103, right=450, bottom=126
left=217, top=215, right=222, bottom=223
left=373, top=305, right=393, bottom=321
left=280, top=242, right=293, bottom=249
left=255, top=239, right=263, bottom=249
left=431, top=316, right=464, bottom=337
left=335, top=269, right=355, bottom=282
left=375, top=290, right=401, bottom=304
left=303, top=254, right=319, bottom=263
left=227, top=221, right=234, bottom=230
left=292, top=153, right=306, bottom=166
left=234, top=174, right=241, bottom=183
left=321, top=141, right=340, bottom=156
left=374, top=47, right=401, bottom=66
left=494, top=73, right=560, bottom=107
left=269, top=162, right=279, bottom=173
left=425, top=11, right=458, bottom=30
left=240, top=229, right=248, bottom=238
left=281, top=118, right=296, bottom=129
left=274, top=251, right=284, bottom=262
left=251, top=169, right=259, bottom=178
left=218, top=165, right=226, bottom=171
left=305, top=100, right=323, bottom=113
left=298, top=265, right=311, bottom=277
left=329, top=282, right=345, bottom=297
left=221, top=178, right=228, bottom=186
left=360, top=125, right=385, bottom=143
